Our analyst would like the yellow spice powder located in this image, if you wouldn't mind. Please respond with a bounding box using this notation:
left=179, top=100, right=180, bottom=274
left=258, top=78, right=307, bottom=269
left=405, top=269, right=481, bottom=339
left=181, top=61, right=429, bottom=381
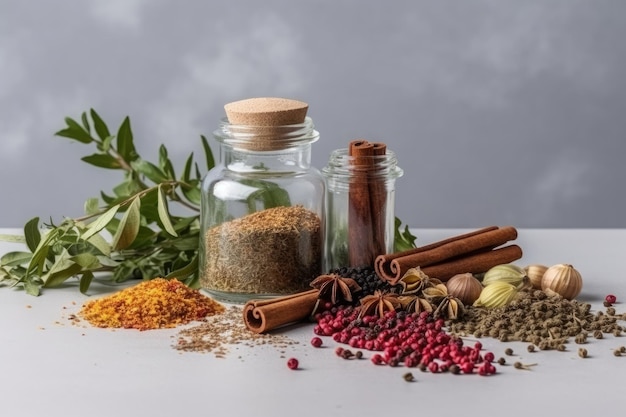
left=80, top=278, right=225, bottom=331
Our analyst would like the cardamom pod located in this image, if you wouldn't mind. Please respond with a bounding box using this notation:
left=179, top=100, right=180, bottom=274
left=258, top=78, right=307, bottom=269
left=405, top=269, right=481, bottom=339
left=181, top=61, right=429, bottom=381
left=482, top=264, right=528, bottom=288
left=473, top=281, right=518, bottom=308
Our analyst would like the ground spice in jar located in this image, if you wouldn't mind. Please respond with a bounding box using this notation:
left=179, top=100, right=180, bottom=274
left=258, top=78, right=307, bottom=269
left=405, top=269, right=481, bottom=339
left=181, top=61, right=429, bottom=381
left=80, top=278, right=225, bottom=331
left=202, top=205, right=322, bottom=296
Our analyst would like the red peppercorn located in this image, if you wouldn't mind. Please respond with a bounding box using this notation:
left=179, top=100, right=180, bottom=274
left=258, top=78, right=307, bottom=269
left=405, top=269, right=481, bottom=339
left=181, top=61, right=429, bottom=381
left=484, top=352, right=495, bottom=363
left=371, top=353, right=385, bottom=365
left=287, top=358, right=299, bottom=370
left=310, top=337, right=323, bottom=348
left=606, top=294, right=617, bottom=304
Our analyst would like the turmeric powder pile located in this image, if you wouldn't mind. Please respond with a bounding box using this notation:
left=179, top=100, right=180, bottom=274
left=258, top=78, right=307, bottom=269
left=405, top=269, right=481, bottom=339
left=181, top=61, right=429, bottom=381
left=80, top=278, right=225, bottom=330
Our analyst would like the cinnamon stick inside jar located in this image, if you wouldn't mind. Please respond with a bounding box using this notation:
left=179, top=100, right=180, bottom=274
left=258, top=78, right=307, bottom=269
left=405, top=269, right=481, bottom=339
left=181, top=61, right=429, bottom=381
left=322, top=141, right=404, bottom=271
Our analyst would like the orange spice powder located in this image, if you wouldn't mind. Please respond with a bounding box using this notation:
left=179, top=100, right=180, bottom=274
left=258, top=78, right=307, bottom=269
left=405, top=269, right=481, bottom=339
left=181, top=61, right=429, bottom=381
left=80, top=278, right=225, bottom=331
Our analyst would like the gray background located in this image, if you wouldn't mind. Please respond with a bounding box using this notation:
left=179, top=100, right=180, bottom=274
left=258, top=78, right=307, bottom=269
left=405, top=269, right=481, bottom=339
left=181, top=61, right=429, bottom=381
left=1, top=0, right=624, bottom=229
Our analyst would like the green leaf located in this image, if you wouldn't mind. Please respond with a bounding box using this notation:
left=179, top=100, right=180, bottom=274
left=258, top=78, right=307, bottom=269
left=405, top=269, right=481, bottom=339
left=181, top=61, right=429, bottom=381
left=55, top=117, right=93, bottom=144
left=24, top=278, right=41, bottom=296
left=83, top=204, right=120, bottom=240
left=180, top=180, right=201, bottom=205
left=116, top=116, right=138, bottom=162
left=81, top=112, right=91, bottom=133
left=70, top=253, right=100, bottom=269
left=79, top=271, right=94, bottom=294
left=1, top=251, right=32, bottom=266
left=393, top=217, right=417, bottom=252
left=113, top=179, right=142, bottom=198
left=131, top=159, right=168, bottom=183
left=159, top=145, right=176, bottom=179
left=201, top=135, right=215, bottom=170
left=81, top=153, right=121, bottom=169
left=43, top=253, right=83, bottom=287
left=157, top=184, right=178, bottom=237
left=84, top=198, right=100, bottom=216
left=86, top=233, right=111, bottom=257
left=165, top=255, right=198, bottom=280
left=0, top=234, right=26, bottom=244
left=26, top=228, right=60, bottom=278
left=182, top=152, right=194, bottom=182
left=90, top=109, right=111, bottom=140
left=112, top=197, right=141, bottom=250
left=24, top=217, right=41, bottom=253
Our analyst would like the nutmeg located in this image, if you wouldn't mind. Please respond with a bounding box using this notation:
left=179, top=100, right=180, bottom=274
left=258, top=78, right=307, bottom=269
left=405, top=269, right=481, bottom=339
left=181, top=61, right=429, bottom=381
left=541, top=263, right=583, bottom=300
left=524, top=264, right=548, bottom=290
left=445, top=273, right=483, bottom=306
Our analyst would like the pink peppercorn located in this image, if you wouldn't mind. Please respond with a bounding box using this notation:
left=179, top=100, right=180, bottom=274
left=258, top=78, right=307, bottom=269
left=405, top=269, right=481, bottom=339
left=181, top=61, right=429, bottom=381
left=606, top=294, right=617, bottom=304
left=311, top=337, right=323, bottom=348
left=287, top=358, right=299, bottom=370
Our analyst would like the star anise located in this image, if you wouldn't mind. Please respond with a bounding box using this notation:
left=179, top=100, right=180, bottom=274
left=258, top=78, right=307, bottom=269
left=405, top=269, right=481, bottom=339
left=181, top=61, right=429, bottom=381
left=398, top=295, right=434, bottom=314
left=310, top=274, right=361, bottom=305
left=399, top=267, right=442, bottom=295
left=358, top=290, right=401, bottom=318
left=422, top=283, right=464, bottom=320
left=433, top=295, right=465, bottom=320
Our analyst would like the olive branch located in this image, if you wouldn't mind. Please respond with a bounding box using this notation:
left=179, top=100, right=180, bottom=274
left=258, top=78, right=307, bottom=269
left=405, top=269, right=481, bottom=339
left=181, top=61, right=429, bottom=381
left=0, top=109, right=214, bottom=295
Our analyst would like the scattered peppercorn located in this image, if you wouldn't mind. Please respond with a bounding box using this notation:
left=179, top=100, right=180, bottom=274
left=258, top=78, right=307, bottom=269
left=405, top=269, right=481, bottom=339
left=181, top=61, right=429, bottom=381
left=497, top=357, right=506, bottom=365
left=504, top=348, right=514, bottom=356
left=578, top=348, right=588, bottom=358
left=403, top=372, right=415, bottom=382
left=311, top=337, right=323, bottom=348
left=614, top=349, right=622, bottom=357
left=527, top=344, right=535, bottom=353
left=287, top=358, right=299, bottom=370
left=605, top=294, right=617, bottom=304
left=355, top=350, right=363, bottom=359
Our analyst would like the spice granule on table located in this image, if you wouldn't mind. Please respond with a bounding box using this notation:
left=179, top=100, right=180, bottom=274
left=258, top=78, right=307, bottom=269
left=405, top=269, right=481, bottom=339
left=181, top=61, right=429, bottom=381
left=80, top=278, right=225, bottom=331
left=174, top=306, right=298, bottom=358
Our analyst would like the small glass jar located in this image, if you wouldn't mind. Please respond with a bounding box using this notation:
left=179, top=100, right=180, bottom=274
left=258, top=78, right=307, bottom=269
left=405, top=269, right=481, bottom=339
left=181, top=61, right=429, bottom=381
left=199, top=116, right=325, bottom=303
left=322, top=147, right=403, bottom=271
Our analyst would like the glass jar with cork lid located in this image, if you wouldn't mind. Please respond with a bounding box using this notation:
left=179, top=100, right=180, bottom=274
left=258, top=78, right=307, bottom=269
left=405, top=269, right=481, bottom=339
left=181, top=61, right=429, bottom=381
left=199, top=97, right=325, bottom=303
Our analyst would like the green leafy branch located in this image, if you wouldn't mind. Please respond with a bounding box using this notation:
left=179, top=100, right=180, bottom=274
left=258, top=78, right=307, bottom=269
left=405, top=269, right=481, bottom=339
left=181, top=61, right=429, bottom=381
left=0, top=109, right=215, bottom=295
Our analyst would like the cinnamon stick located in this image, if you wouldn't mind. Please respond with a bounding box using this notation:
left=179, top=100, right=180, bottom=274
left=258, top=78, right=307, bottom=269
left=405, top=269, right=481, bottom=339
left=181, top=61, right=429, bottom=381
left=421, top=244, right=523, bottom=281
left=374, top=226, right=499, bottom=284
left=369, top=142, right=388, bottom=258
left=243, top=289, right=319, bottom=334
left=348, top=140, right=375, bottom=267
left=374, top=226, right=520, bottom=284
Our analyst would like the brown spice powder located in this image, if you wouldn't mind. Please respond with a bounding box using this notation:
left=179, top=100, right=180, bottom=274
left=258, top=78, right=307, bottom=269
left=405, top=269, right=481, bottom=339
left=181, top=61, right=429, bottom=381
left=174, top=305, right=298, bottom=357
left=80, top=278, right=225, bottom=331
left=202, top=205, right=322, bottom=296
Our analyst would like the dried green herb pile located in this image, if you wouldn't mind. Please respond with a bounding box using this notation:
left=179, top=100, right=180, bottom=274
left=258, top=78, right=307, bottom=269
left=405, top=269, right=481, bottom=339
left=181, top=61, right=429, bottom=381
left=448, top=288, right=625, bottom=351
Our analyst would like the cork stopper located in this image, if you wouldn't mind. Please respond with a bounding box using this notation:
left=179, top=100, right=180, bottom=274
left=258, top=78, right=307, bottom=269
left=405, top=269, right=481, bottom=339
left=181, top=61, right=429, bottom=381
left=224, top=97, right=308, bottom=126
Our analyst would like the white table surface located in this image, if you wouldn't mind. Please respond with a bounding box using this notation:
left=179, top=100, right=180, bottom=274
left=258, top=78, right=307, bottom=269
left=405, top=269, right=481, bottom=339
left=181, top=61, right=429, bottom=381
left=1, top=227, right=625, bottom=417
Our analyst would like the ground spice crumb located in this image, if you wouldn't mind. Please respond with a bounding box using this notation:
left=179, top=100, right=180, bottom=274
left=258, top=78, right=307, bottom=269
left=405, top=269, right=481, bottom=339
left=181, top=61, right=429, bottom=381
left=79, top=278, right=225, bottom=331
left=174, top=306, right=298, bottom=357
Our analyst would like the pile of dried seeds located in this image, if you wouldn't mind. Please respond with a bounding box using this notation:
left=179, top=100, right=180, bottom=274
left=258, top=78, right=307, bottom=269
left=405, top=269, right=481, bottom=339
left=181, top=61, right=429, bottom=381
left=448, top=288, right=626, bottom=351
